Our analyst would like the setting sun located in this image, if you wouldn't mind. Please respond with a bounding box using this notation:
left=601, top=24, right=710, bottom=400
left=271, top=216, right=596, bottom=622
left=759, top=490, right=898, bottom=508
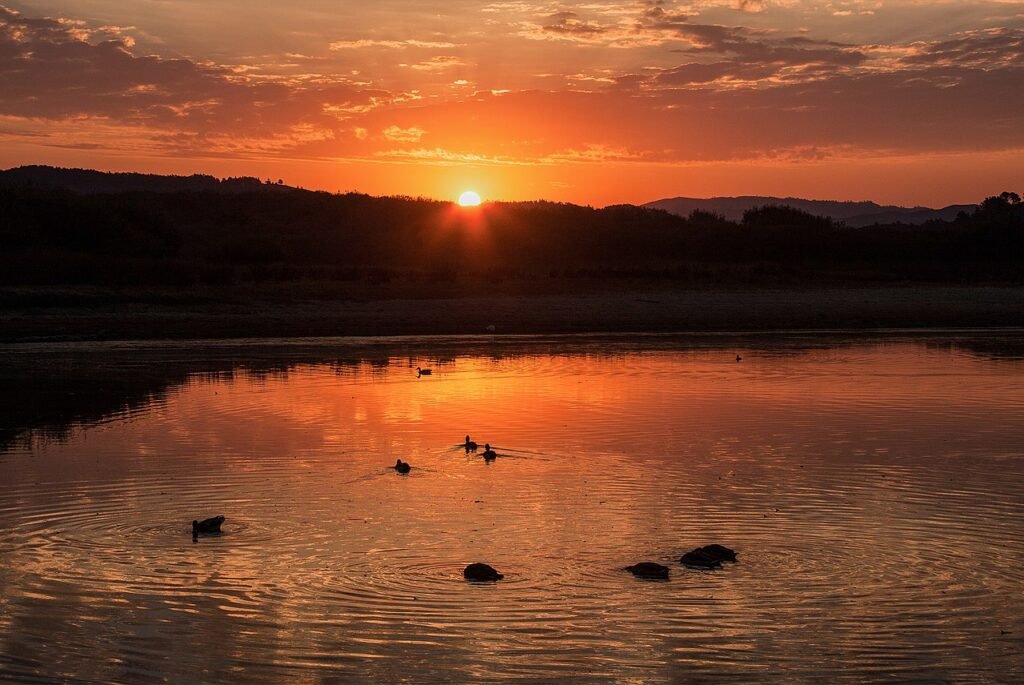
left=458, top=190, right=482, bottom=207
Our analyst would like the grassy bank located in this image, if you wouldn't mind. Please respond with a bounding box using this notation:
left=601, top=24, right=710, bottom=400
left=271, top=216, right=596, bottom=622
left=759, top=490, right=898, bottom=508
left=2, top=285, right=1022, bottom=342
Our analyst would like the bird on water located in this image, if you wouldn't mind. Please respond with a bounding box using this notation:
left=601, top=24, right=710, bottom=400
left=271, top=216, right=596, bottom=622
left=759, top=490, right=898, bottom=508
left=192, top=515, right=225, bottom=539
left=464, top=562, right=503, bottom=581
left=394, top=459, right=411, bottom=474
left=465, top=435, right=478, bottom=450
left=417, top=367, right=432, bottom=376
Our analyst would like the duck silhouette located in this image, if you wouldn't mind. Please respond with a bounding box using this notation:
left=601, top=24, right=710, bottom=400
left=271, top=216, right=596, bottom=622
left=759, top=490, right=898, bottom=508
left=625, top=562, right=670, bottom=580
left=736, top=354, right=742, bottom=362
left=680, top=544, right=737, bottom=568
left=482, top=443, right=497, bottom=461
left=417, top=367, right=432, bottom=376
left=394, top=459, right=411, bottom=474
left=464, top=435, right=478, bottom=451
left=464, top=562, right=503, bottom=581
left=192, top=515, right=225, bottom=539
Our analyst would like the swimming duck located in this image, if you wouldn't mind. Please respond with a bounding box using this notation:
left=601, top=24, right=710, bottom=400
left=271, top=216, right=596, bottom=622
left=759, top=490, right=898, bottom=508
left=464, top=435, right=478, bottom=451
left=699, top=544, right=738, bottom=562
left=482, top=443, right=497, bottom=460
left=680, top=544, right=737, bottom=568
left=192, top=515, right=225, bottom=538
left=464, top=562, right=503, bottom=581
left=736, top=355, right=742, bottom=362
left=625, top=562, right=670, bottom=580
left=417, top=367, right=432, bottom=376
left=394, top=459, right=411, bottom=474
left=679, top=550, right=722, bottom=568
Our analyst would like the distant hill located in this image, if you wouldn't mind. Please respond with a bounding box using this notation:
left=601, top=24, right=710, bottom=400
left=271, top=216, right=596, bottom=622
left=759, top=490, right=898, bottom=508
left=0, top=165, right=295, bottom=194
left=1, top=168, right=979, bottom=225
left=645, top=196, right=975, bottom=227
left=2, top=168, right=1020, bottom=293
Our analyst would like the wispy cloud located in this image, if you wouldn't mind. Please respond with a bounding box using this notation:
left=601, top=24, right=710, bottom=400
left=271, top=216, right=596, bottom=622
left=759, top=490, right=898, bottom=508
left=329, top=39, right=458, bottom=50
left=382, top=125, right=426, bottom=142
left=1, top=1, right=1022, bottom=180
left=401, top=55, right=465, bottom=71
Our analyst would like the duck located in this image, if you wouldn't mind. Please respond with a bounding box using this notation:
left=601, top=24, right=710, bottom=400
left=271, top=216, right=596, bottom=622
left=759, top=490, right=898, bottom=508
left=699, top=544, right=738, bottom=562
left=625, top=562, right=670, bottom=580
left=482, top=443, right=497, bottom=460
left=416, top=367, right=432, bottom=376
left=464, top=562, right=503, bottom=581
left=464, top=435, right=478, bottom=451
left=680, top=544, right=737, bottom=568
left=394, top=459, right=411, bottom=474
left=736, top=354, right=742, bottom=362
left=192, top=515, right=225, bottom=538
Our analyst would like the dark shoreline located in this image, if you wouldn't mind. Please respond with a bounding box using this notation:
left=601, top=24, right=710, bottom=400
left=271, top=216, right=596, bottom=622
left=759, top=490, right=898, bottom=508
left=2, top=285, right=1023, bottom=343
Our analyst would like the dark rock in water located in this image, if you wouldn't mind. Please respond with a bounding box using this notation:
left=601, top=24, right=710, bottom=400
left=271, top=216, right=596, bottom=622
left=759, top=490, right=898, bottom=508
left=625, top=562, right=670, bottom=579
left=394, top=459, right=411, bottom=474
left=680, top=544, right=737, bottom=568
left=464, top=562, right=503, bottom=581
left=192, top=515, right=225, bottom=537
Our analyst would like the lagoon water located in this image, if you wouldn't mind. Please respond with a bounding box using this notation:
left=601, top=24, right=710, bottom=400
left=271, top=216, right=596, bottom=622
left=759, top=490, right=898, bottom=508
left=1, top=333, right=1023, bottom=683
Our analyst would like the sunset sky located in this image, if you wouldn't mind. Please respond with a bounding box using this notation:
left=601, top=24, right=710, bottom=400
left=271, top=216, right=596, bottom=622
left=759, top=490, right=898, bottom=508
left=1, top=1, right=1021, bottom=206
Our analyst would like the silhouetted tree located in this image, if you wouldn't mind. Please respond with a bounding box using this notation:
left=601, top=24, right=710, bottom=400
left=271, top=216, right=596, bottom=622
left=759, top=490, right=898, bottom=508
left=0, top=177, right=1020, bottom=288
left=687, top=209, right=731, bottom=228
left=742, top=204, right=834, bottom=229
left=974, top=191, right=1023, bottom=230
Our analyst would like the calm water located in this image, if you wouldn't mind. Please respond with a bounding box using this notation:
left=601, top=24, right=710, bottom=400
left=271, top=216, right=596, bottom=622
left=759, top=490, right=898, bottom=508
left=1, top=334, right=1023, bottom=683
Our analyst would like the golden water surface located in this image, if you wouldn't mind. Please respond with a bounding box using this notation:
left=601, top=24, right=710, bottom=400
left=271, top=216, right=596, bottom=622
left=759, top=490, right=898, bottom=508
left=1, top=334, right=1023, bottom=683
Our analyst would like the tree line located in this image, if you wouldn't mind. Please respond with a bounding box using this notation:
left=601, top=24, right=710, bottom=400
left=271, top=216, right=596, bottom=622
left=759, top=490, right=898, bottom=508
left=0, top=183, right=1020, bottom=289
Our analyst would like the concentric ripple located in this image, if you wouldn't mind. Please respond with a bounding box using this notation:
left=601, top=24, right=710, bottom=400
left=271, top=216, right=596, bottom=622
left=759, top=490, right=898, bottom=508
left=1, top=334, right=1024, bottom=683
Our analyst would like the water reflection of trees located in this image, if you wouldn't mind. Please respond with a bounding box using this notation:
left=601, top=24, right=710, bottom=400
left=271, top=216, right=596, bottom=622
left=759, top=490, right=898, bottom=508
left=3, top=333, right=1021, bottom=450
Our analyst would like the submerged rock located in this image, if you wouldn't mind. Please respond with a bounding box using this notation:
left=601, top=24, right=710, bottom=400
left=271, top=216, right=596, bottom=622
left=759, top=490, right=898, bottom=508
left=464, top=563, right=503, bottom=581
left=625, top=562, right=670, bottom=580
left=680, top=544, right=737, bottom=568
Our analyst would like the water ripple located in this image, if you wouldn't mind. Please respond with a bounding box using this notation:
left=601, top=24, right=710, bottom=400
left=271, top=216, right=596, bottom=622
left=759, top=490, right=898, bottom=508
left=1, top=335, right=1023, bottom=683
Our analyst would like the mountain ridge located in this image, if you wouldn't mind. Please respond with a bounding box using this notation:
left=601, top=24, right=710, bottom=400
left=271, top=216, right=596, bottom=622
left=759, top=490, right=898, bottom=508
left=645, top=196, right=975, bottom=227
left=0, top=165, right=297, bottom=195
left=1, top=167, right=978, bottom=224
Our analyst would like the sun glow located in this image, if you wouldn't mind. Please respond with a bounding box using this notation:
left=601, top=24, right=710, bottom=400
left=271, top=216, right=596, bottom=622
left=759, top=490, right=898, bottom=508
left=458, top=190, right=482, bottom=207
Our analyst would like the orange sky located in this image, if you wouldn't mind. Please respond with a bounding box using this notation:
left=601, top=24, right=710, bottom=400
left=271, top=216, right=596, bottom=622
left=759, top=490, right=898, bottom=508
left=1, top=1, right=1022, bottom=206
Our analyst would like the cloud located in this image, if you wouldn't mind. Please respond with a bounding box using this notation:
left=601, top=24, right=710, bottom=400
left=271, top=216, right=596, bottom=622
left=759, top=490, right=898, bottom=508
left=1, top=3, right=1022, bottom=169
left=328, top=39, right=458, bottom=50
left=402, top=55, right=465, bottom=71
left=543, top=144, right=645, bottom=163
left=640, top=8, right=868, bottom=81
left=373, top=147, right=532, bottom=165
left=653, top=60, right=777, bottom=85
left=542, top=11, right=608, bottom=37
left=901, top=28, right=1024, bottom=68
left=351, top=61, right=1024, bottom=165
left=383, top=125, right=426, bottom=142
left=0, top=4, right=390, bottom=146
